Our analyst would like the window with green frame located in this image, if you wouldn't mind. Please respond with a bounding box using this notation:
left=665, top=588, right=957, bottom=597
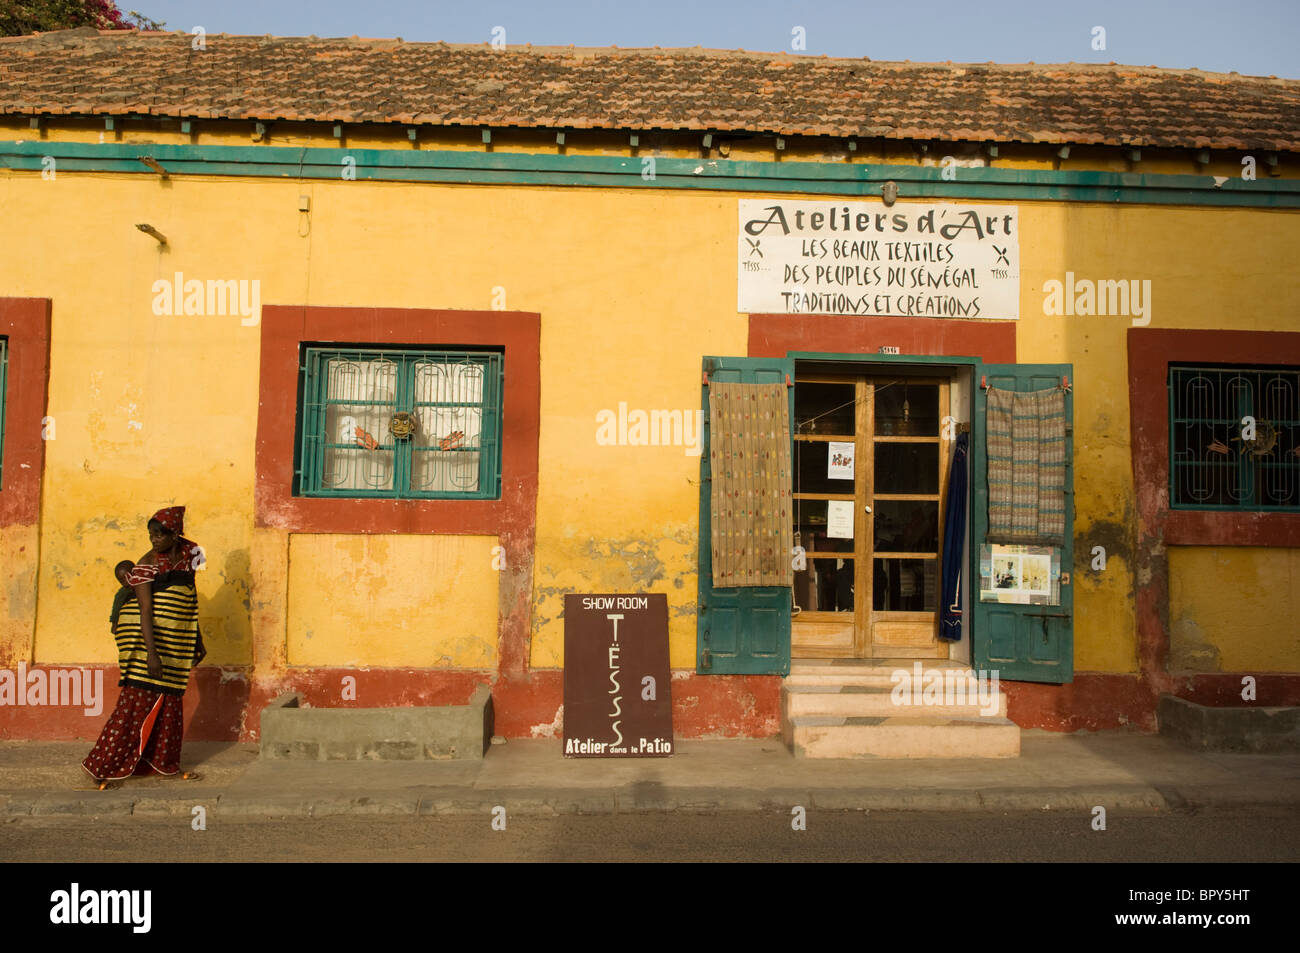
left=297, top=347, right=503, bottom=499
left=1169, top=364, right=1300, bottom=510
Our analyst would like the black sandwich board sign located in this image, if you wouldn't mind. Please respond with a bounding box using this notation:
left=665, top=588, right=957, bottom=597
left=563, top=593, right=673, bottom=757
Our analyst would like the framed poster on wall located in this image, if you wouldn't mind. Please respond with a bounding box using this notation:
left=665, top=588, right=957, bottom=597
left=979, top=544, right=1060, bottom=605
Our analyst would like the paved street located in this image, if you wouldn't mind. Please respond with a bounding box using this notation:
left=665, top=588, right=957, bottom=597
left=5, top=808, right=1298, bottom=863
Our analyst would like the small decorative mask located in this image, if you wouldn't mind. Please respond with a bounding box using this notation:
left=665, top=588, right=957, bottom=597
left=389, top=412, right=418, bottom=439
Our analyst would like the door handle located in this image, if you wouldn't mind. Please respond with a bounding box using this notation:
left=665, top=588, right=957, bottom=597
left=863, top=505, right=872, bottom=513
left=1024, top=612, right=1070, bottom=643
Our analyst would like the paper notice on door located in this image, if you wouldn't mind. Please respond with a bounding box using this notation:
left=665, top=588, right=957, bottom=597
left=827, top=441, right=855, bottom=480
left=826, top=500, right=855, bottom=539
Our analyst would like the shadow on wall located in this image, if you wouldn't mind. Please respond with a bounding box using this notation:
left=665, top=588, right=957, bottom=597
left=190, top=548, right=252, bottom=738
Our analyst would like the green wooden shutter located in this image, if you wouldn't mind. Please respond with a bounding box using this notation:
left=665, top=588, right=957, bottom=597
left=971, top=363, right=1075, bottom=683
left=697, top=355, right=795, bottom=675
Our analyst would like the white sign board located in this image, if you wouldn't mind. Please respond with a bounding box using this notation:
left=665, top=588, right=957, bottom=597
left=827, top=441, right=854, bottom=480
left=826, top=500, right=855, bottom=539
left=738, top=200, right=1020, bottom=319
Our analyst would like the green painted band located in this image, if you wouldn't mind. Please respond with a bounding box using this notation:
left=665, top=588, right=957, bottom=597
left=2, top=141, right=1298, bottom=207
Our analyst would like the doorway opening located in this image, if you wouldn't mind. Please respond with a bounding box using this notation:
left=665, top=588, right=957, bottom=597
left=790, top=363, right=970, bottom=661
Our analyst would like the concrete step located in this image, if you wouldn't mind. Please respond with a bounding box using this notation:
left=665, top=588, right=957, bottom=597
left=783, top=683, right=1007, bottom=719
left=784, top=714, right=1021, bottom=759
left=259, top=686, right=494, bottom=761
left=786, top=659, right=982, bottom=689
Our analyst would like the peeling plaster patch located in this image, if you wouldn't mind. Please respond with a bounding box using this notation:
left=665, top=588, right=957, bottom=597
left=1074, top=516, right=1134, bottom=571
left=582, top=537, right=667, bottom=588
left=673, top=577, right=685, bottom=589
left=530, top=703, right=563, bottom=739
left=670, top=670, right=692, bottom=680
left=736, top=690, right=759, bottom=718
left=1170, top=613, right=1223, bottom=672
left=77, top=516, right=141, bottom=539
left=447, top=637, right=495, bottom=669
left=497, top=560, right=531, bottom=618
left=7, top=575, right=36, bottom=616
left=671, top=603, right=698, bottom=617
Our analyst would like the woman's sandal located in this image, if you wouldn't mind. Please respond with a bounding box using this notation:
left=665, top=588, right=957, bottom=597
left=97, top=780, right=122, bottom=791
left=181, top=771, right=201, bottom=781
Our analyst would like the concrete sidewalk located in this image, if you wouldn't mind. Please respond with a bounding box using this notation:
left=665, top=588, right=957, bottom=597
left=1, top=731, right=1297, bottom=819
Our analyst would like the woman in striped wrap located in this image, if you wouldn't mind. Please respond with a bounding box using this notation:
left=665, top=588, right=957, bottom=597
left=83, top=506, right=206, bottom=784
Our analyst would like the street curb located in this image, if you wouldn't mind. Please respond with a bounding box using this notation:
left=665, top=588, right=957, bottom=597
left=0, top=794, right=34, bottom=816
left=28, top=793, right=134, bottom=816
left=1154, top=784, right=1300, bottom=812
left=308, top=796, right=422, bottom=817
left=211, top=795, right=321, bottom=818
left=3, top=786, right=1298, bottom=820
left=132, top=797, right=209, bottom=817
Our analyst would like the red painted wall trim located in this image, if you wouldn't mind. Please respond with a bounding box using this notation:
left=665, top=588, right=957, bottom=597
left=743, top=313, right=1021, bottom=729
left=1, top=665, right=787, bottom=742
left=1004, top=672, right=1300, bottom=732
left=748, top=313, right=1017, bottom=363
left=1128, top=328, right=1300, bottom=547
left=0, top=298, right=51, bottom=527
left=1127, top=328, right=1300, bottom=690
left=10, top=665, right=1295, bottom=741
left=255, top=306, right=540, bottom=536
left=254, top=305, right=541, bottom=679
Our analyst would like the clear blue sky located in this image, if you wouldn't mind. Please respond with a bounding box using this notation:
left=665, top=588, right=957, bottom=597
left=132, top=0, right=1299, bottom=78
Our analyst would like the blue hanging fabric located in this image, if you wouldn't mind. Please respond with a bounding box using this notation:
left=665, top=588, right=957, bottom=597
left=939, top=431, right=969, bottom=642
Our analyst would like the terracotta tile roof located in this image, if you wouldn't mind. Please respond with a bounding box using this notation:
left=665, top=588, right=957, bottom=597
left=2, top=29, right=1298, bottom=152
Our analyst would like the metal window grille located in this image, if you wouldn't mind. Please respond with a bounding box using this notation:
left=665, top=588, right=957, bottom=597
left=298, top=347, right=503, bottom=499
left=0, top=338, right=6, bottom=485
left=1169, top=364, right=1300, bottom=510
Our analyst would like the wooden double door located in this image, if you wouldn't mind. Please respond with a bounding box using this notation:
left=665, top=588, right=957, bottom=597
left=791, top=372, right=953, bottom=659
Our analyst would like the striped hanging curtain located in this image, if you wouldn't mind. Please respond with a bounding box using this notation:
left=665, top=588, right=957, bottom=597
left=709, top=382, right=793, bottom=588
left=986, top=386, right=1066, bottom=545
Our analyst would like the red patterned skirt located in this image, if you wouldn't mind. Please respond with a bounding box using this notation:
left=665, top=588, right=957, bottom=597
left=82, top=684, right=185, bottom=781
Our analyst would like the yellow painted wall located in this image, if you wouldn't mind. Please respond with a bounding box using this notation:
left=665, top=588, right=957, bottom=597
left=285, top=534, right=499, bottom=667
left=1, top=133, right=1298, bottom=678
left=0, top=525, right=39, bottom=665
left=1169, top=547, right=1300, bottom=672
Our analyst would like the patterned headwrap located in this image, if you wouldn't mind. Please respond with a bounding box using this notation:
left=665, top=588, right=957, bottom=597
left=151, top=506, right=185, bottom=534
